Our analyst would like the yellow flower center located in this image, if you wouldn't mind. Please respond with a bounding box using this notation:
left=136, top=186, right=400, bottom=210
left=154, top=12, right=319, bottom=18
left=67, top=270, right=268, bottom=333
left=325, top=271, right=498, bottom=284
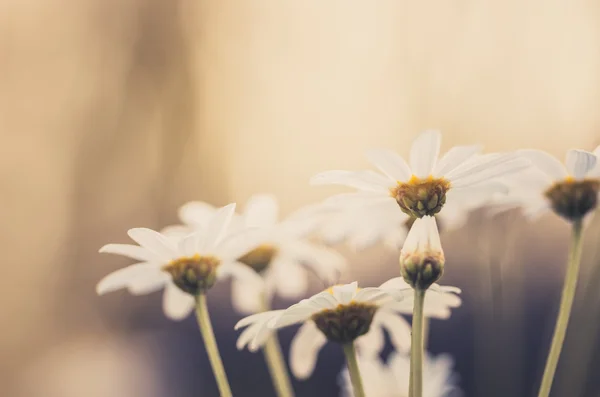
left=162, top=255, right=221, bottom=295
left=544, top=178, right=600, bottom=221
left=237, top=244, right=278, bottom=273
left=390, top=175, right=451, bottom=218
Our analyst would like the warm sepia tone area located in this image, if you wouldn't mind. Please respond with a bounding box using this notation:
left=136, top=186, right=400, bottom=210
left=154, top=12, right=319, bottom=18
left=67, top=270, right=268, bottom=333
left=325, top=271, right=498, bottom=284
left=2, top=1, right=600, bottom=396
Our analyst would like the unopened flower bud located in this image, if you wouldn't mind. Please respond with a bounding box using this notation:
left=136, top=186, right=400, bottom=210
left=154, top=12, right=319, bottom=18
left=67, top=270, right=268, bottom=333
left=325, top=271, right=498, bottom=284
left=399, top=216, right=445, bottom=290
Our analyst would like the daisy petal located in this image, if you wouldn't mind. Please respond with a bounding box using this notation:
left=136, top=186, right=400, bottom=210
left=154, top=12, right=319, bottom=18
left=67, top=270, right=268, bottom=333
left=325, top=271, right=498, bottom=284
left=99, top=244, right=155, bottom=262
left=449, top=158, right=530, bottom=189
left=178, top=233, right=201, bottom=257
left=272, top=259, right=308, bottom=299
left=217, top=261, right=264, bottom=287
left=244, top=194, right=279, bottom=228
left=332, top=282, right=358, bottom=304
left=434, top=145, right=482, bottom=177
left=162, top=283, right=195, bottom=320
left=178, top=201, right=216, bottom=226
left=272, top=306, right=320, bottom=329
left=565, top=149, right=597, bottom=180
left=235, top=310, right=285, bottom=330
left=237, top=322, right=263, bottom=350
left=310, top=170, right=391, bottom=193
left=127, top=228, right=178, bottom=262
left=375, top=310, right=412, bottom=352
left=354, top=288, right=390, bottom=303
left=355, top=315, right=385, bottom=357
left=517, top=150, right=567, bottom=180
left=289, top=321, right=327, bottom=379
left=96, top=263, right=150, bottom=295
left=201, top=203, right=237, bottom=251
left=231, top=278, right=263, bottom=314
left=364, top=149, right=411, bottom=181
left=127, top=270, right=170, bottom=295
left=410, top=130, right=441, bottom=178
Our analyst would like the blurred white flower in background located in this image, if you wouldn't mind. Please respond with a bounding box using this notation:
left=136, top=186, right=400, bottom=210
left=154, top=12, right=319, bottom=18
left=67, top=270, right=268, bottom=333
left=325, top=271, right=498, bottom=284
left=164, top=194, right=346, bottom=314
left=97, top=204, right=264, bottom=320
left=339, top=352, right=461, bottom=397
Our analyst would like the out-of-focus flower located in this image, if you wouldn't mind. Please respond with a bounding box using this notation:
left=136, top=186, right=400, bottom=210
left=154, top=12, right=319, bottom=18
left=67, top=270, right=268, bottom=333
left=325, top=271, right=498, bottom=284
left=339, top=352, right=462, bottom=397
left=97, top=203, right=264, bottom=320
left=311, top=130, right=527, bottom=220
left=165, top=194, right=346, bottom=314
left=235, top=282, right=413, bottom=379
left=491, top=148, right=600, bottom=222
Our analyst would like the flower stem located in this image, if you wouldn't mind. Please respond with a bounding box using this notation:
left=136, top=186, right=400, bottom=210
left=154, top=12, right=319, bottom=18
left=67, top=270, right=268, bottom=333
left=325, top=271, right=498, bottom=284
left=195, top=294, right=233, bottom=397
left=263, top=333, right=296, bottom=397
left=537, top=220, right=584, bottom=397
left=411, top=288, right=426, bottom=397
left=342, top=343, right=366, bottom=397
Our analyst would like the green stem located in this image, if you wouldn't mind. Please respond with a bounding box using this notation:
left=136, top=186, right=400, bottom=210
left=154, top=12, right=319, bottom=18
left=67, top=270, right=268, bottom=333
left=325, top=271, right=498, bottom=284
left=411, top=288, right=426, bottom=397
left=342, top=343, right=365, bottom=397
left=262, top=333, right=296, bottom=397
left=195, top=294, right=233, bottom=397
left=537, top=220, right=584, bottom=397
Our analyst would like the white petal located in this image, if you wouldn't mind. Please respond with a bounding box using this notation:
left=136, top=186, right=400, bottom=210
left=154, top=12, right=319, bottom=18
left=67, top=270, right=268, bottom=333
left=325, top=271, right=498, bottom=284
left=355, top=315, right=385, bottom=357
left=231, top=278, right=264, bottom=314
left=516, top=150, right=567, bottom=180
left=272, top=305, right=319, bottom=329
left=161, top=225, right=193, bottom=238
left=374, top=311, right=412, bottom=352
left=127, top=228, right=178, bottom=262
left=127, top=270, right=170, bottom=295
left=99, top=244, right=155, bottom=262
left=178, top=201, right=216, bottom=226
left=236, top=321, right=263, bottom=350
left=244, top=194, right=279, bottom=228
left=565, top=149, right=597, bottom=180
left=449, top=157, right=530, bottom=188
left=178, top=233, right=201, bottom=257
left=353, top=288, right=390, bottom=303
left=162, top=283, right=195, bottom=320
left=409, top=130, right=441, bottom=178
left=201, top=203, right=237, bottom=251
left=308, top=291, right=339, bottom=310
left=429, top=284, right=462, bottom=295
left=310, top=170, right=392, bottom=193
left=284, top=240, right=345, bottom=284
left=235, top=310, right=285, bottom=330
left=215, top=228, right=269, bottom=261
left=364, top=149, right=411, bottom=181
left=378, top=276, right=411, bottom=291
left=217, top=261, right=264, bottom=286
left=272, top=258, right=309, bottom=299
left=401, top=216, right=440, bottom=255
left=332, top=282, right=358, bottom=304
left=289, top=321, right=327, bottom=379
left=96, top=263, right=150, bottom=295
left=434, top=145, right=482, bottom=177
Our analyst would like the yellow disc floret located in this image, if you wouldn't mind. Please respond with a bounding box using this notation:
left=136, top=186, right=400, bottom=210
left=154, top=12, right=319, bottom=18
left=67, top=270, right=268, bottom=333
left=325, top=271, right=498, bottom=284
left=162, top=255, right=221, bottom=295
left=391, top=175, right=451, bottom=218
left=545, top=179, right=600, bottom=221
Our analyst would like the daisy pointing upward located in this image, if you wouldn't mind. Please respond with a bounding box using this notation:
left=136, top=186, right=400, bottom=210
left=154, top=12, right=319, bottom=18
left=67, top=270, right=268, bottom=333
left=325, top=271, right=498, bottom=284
left=311, top=130, right=528, bottom=218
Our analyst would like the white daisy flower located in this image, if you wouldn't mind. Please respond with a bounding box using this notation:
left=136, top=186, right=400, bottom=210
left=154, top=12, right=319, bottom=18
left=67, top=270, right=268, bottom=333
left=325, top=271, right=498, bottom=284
left=490, top=148, right=600, bottom=222
left=97, top=203, right=264, bottom=320
left=235, top=282, right=414, bottom=379
left=311, top=130, right=527, bottom=220
left=339, top=352, right=462, bottom=397
left=169, top=194, right=346, bottom=314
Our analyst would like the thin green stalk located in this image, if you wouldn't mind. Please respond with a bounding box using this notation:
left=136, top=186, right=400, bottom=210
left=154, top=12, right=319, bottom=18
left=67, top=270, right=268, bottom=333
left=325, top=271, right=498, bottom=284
left=342, top=343, right=365, bottom=397
left=263, top=332, right=295, bottom=397
left=411, top=288, right=426, bottom=397
left=195, top=294, right=233, bottom=397
left=537, top=220, right=584, bottom=397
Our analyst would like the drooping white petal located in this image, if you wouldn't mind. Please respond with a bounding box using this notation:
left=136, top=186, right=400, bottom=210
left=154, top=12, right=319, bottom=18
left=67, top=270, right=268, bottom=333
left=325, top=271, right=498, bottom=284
left=310, top=170, right=392, bottom=193
left=375, top=310, right=412, bottom=352
left=235, top=310, right=284, bottom=351
left=271, top=306, right=318, bottom=329
left=235, top=310, right=285, bottom=330
left=331, top=282, right=358, bottom=304
left=178, top=232, right=202, bottom=257
left=216, top=261, right=264, bottom=287
left=127, top=270, right=170, bottom=295
left=236, top=321, right=264, bottom=350
left=364, top=149, right=411, bottom=181
left=448, top=156, right=530, bottom=188
left=272, top=258, right=309, bottom=299
left=231, top=278, right=264, bottom=314
left=516, top=150, right=567, bottom=180
left=379, top=276, right=411, bottom=291
left=355, top=315, right=385, bottom=357
left=289, top=321, right=328, bottom=379
left=178, top=201, right=216, bottom=226
left=244, top=194, right=279, bottom=228
left=200, top=203, right=237, bottom=251
left=127, top=228, right=178, bottom=262
left=96, top=263, right=152, bottom=295
left=409, top=130, right=441, bottom=178
left=162, top=283, right=195, bottom=320
left=98, top=244, right=155, bottom=262
left=434, top=145, right=482, bottom=177
left=565, top=149, right=597, bottom=180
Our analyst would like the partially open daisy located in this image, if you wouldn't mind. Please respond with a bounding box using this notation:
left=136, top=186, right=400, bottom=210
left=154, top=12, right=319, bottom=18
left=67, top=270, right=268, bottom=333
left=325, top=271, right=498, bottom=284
left=493, top=148, right=600, bottom=222
left=340, top=352, right=461, bottom=397
left=97, top=203, right=264, bottom=320
left=311, top=130, right=527, bottom=219
left=235, top=282, right=413, bottom=379
left=167, top=194, right=346, bottom=314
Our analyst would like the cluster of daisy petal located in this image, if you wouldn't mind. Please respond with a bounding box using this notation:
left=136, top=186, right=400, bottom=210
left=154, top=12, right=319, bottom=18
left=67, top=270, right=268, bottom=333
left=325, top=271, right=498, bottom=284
left=97, top=130, right=600, bottom=396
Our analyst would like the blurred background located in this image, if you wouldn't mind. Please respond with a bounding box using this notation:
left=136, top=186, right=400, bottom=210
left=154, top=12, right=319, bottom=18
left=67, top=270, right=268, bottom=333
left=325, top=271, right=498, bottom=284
left=3, top=1, right=600, bottom=396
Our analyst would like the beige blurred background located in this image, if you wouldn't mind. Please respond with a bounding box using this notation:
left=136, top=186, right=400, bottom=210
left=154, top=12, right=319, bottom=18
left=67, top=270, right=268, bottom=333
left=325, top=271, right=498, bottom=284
left=2, top=1, right=600, bottom=396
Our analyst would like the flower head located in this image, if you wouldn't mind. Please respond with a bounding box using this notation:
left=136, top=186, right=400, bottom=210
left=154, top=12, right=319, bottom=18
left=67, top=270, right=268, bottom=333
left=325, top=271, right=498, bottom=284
left=235, top=281, right=413, bottom=379
left=496, top=148, right=600, bottom=221
left=399, top=216, right=445, bottom=290
left=311, top=130, right=527, bottom=219
left=97, top=203, right=264, bottom=320
left=339, top=352, right=461, bottom=397
left=168, top=195, right=346, bottom=314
